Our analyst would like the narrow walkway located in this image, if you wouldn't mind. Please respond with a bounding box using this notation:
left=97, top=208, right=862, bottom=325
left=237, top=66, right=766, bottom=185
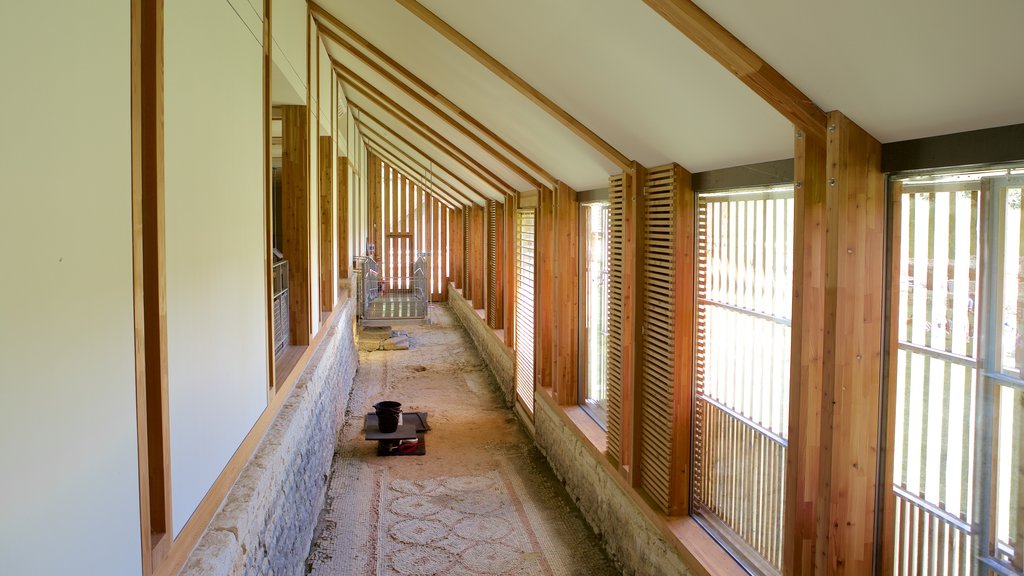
left=306, top=306, right=617, bottom=576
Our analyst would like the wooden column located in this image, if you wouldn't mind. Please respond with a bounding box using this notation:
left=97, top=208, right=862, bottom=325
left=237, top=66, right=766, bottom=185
left=337, top=156, right=349, bottom=278
left=785, top=112, right=884, bottom=575
left=504, top=195, right=516, bottom=347
left=538, top=185, right=556, bottom=390
left=280, top=105, right=310, bottom=345
left=784, top=125, right=828, bottom=575
left=488, top=201, right=505, bottom=329
left=553, top=182, right=579, bottom=404
left=318, top=135, right=334, bottom=312
left=452, top=206, right=464, bottom=290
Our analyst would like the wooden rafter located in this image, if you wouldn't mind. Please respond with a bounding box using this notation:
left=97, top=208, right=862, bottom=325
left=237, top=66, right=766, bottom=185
left=311, top=15, right=554, bottom=189
left=352, top=101, right=495, bottom=203
left=393, top=0, right=631, bottom=171
left=335, top=61, right=518, bottom=196
left=361, top=132, right=472, bottom=207
left=641, top=0, right=827, bottom=143
left=357, top=116, right=485, bottom=205
left=364, top=141, right=461, bottom=210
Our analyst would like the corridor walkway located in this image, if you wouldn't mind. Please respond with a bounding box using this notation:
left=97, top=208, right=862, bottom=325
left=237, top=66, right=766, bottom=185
left=306, top=305, right=617, bottom=576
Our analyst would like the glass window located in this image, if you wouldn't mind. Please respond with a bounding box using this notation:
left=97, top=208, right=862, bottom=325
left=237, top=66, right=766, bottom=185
left=890, top=166, right=1024, bottom=575
left=581, top=202, right=610, bottom=428
left=693, top=185, right=794, bottom=574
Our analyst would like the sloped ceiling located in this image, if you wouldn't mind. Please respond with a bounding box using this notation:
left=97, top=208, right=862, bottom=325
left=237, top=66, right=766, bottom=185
left=315, top=0, right=1024, bottom=201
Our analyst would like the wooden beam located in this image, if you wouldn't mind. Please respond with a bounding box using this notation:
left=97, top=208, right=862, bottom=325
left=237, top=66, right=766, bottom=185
left=819, top=111, right=884, bottom=574
left=362, top=137, right=464, bottom=209
left=337, top=156, right=349, bottom=278
left=641, top=0, right=827, bottom=144
left=354, top=113, right=482, bottom=204
left=315, top=25, right=545, bottom=190
left=318, top=135, right=334, bottom=312
left=394, top=0, right=631, bottom=171
left=280, top=105, right=311, bottom=346
left=335, top=61, right=517, bottom=196
left=784, top=126, right=828, bottom=575
left=361, top=132, right=467, bottom=207
left=309, top=2, right=557, bottom=187
left=553, top=182, right=579, bottom=405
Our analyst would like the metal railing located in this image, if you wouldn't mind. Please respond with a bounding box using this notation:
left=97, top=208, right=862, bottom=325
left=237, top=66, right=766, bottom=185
left=356, top=253, right=430, bottom=325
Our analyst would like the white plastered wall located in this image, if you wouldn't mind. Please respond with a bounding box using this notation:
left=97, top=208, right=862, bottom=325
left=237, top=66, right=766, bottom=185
left=164, top=0, right=269, bottom=535
left=0, top=2, right=142, bottom=574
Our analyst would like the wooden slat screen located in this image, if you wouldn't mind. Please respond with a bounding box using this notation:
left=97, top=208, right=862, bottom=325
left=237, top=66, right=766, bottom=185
left=488, top=200, right=498, bottom=327
left=463, top=205, right=470, bottom=298
left=636, top=165, right=681, bottom=514
left=370, top=159, right=453, bottom=301
left=606, top=173, right=626, bottom=466
left=515, top=208, right=537, bottom=413
left=694, top=184, right=793, bottom=572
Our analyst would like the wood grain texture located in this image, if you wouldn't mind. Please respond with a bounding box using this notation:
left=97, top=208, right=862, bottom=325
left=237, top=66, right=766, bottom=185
left=353, top=105, right=482, bottom=204
left=821, top=111, right=885, bottom=574
left=554, top=182, right=579, bottom=405
left=335, top=61, right=516, bottom=196
left=316, top=25, right=542, bottom=189
left=537, top=186, right=556, bottom=390
left=337, top=156, right=349, bottom=278
left=641, top=0, right=827, bottom=144
left=623, top=163, right=646, bottom=484
left=280, top=105, right=311, bottom=346
left=470, top=205, right=485, bottom=310
left=319, top=135, right=334, bottom=312
left=309, top=1, right=556, bottom=186
left=784, top=127, right=827, bottom=576
left=393, top=0, right=631, bottom=170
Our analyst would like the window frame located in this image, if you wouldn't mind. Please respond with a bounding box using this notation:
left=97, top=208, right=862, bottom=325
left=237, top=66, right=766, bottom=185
left=578, top=200, right=611, bottom=429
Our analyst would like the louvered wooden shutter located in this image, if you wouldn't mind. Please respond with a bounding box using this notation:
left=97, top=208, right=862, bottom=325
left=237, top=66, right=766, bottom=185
left=487, top=200, right=503, bottom=328
left=637, top=164, right=693, bottom=515
left=606, top=174, right=626, bottom=466
left=515, top=208, right=536, bottom=412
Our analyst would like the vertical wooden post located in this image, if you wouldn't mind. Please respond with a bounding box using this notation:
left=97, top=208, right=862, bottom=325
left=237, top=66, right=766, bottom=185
left=786, top=112, right=884, bottom=575
left=554, top=182, right=578, bottom=404
left=504, top=196, right=516, bottom=347
left=452, top=206, right=464, bottom=290
left=668, top=164, right=695, bottom=516
left=538, top=186, right=556, bottom=390
left=133, top=0, right=172, bottom=571
left=319, top=135, right=334, bottom=312
left=280, top=105, right=311, bottom=346
left=337, top=156, right=349, bottom=278
left=785, top=125, right=828, bottom=575
left=471, top=204, right=485, bottom=310
left=490, top=201, right=505, bottom=329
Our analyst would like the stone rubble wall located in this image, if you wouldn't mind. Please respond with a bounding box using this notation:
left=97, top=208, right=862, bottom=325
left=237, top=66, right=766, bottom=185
left=181, top=299, right=358, bottom=576
left=447, top=288, right=516, bottom=405
left=448, top=284, right=692, bottom=576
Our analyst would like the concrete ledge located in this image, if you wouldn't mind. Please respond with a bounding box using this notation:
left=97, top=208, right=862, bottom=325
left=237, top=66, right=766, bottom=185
left=181, top=299, right=359, bottom=576
left=447, top=286, right=515, bottom=405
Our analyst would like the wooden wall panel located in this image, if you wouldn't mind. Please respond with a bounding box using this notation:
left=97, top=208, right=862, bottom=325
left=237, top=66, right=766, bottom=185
left=469, top=205, right=485, bottom=310
left=280, top=105, right=310, bottom=345
left=337, top=156, right=348, bottom=278
left=821, top=111, right=884, bottom=574
left=553, top=182, right=578, bottom=404
left=318, top=135, right=333, bottom=312
left=452, top=206, right=464, bottom=290
left=487, top=200, right=505, bottom=329
left=606, top=174, right=627, bottom=468
left=784, top=126, right=828, bottom=576
left=538, top=186, right=556, bottom=390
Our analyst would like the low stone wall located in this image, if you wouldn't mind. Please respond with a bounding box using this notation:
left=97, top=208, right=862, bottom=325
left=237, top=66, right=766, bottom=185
left=449, top=284, right=692, bottom=576
left=181, top=299, right=359, bottom=576
left=534, top=398, right=692, bottom=576
left=447, top=287, right=515, bottom=405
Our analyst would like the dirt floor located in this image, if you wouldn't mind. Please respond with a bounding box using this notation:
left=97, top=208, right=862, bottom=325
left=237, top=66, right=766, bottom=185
left=306, top=305, right=618, bottom=576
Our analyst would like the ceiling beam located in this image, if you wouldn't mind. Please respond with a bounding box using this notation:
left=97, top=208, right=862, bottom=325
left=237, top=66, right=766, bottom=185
left=641, top=0, right=827, bottom=144
left=362, top=135, right=469, bottom=207
left=393, top=0, right=632, bottom=171
left=363, top=140, right=463, bottom=209
left=317, top=25, right=544, bottom=190
left=309, top=2, right=557, bottom=186
left=335, top=61, right=519, bottom=197
left=355, top=112, right=489, bottom=204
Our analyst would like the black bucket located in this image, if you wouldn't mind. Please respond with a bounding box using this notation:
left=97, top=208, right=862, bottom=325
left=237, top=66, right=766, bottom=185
left=373, top=401, right=402, bottom=433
